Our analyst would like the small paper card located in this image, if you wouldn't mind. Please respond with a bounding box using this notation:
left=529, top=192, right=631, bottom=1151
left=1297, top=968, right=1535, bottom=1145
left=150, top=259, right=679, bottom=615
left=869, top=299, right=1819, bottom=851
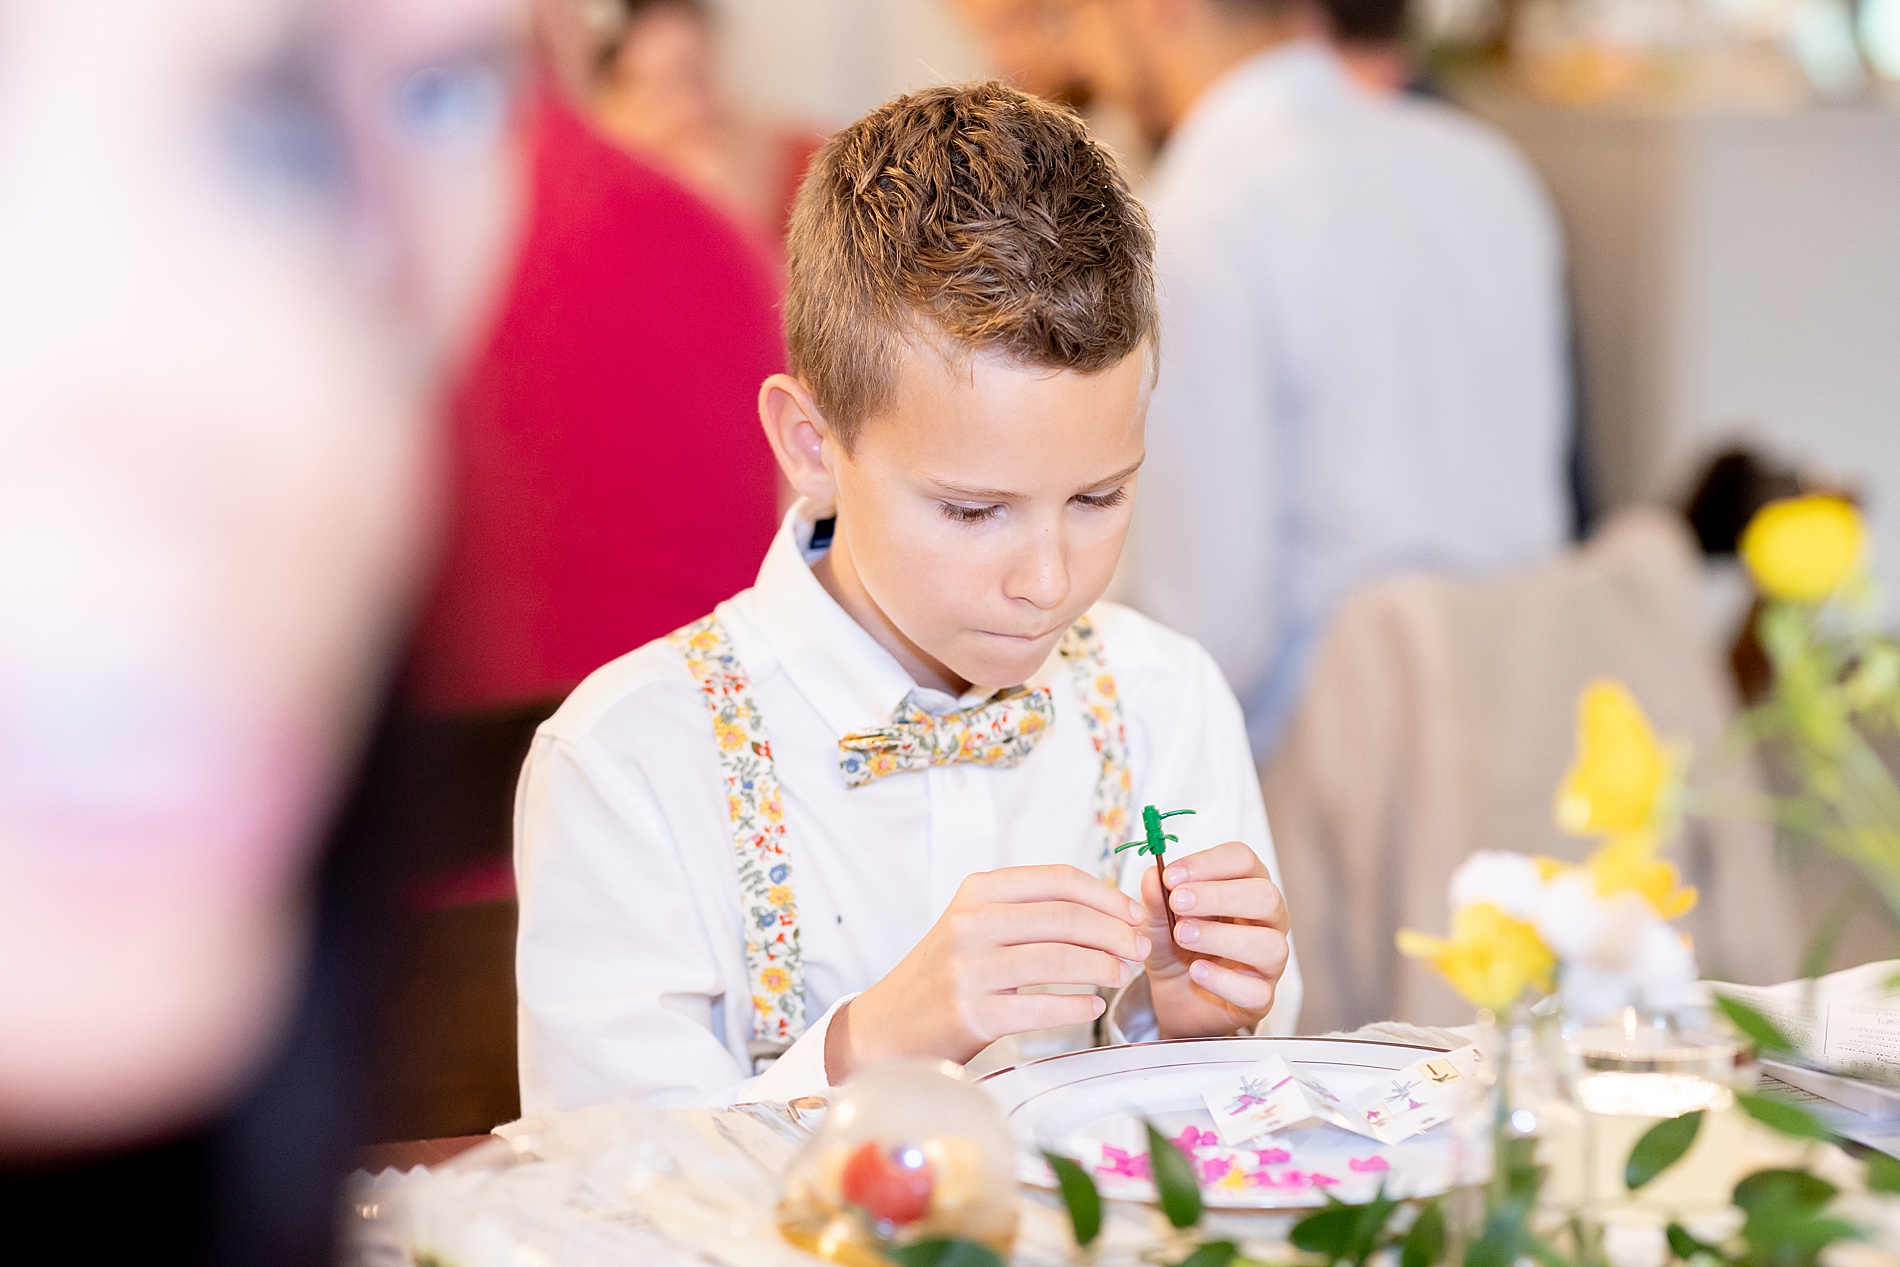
left=1202, top=1046, right=1486, bottom=1147
left=1346, top=1046, right=1485, bottom=1143
left=1201, top=1054, right=1315, bottom=1145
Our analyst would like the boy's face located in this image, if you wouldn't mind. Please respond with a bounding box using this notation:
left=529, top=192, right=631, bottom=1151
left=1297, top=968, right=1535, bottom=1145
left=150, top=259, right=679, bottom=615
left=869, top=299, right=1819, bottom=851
left=826, top=343, right=1151, bottom=693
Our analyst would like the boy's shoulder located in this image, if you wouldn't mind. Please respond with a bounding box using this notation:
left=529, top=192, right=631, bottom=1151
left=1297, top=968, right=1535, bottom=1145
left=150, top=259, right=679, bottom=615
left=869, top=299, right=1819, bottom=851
left=535, top=619, right=715, bottom=756
left=1087, top=600, right=1232, bottom=706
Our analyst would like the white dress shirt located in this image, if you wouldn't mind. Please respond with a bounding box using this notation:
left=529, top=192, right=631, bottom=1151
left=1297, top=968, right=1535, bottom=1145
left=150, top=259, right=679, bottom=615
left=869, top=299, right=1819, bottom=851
left=1116, top=40, right=1570, bottom=757
left=515, top=509, right=1302, bottom=1112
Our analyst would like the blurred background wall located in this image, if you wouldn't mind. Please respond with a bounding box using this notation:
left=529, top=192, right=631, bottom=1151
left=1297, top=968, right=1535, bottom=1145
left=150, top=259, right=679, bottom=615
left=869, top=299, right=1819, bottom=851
left=708, top=0, right=985, bottom=126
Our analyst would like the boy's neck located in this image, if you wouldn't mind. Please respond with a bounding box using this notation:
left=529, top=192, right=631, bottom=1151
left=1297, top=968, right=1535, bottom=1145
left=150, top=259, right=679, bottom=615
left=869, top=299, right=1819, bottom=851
left=810, top=520, right=974, bottom=701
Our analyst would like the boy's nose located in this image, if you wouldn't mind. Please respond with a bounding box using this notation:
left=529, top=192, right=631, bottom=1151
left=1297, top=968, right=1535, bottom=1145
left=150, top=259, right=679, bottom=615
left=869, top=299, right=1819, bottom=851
left=1005, top=526, right=1072, bottom=611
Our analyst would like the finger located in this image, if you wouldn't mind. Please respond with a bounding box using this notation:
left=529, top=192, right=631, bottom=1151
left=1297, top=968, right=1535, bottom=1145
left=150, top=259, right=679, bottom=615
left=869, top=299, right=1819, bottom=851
left=963, top=864, right=1144, bottom=925
left=1162, top=840, right=1268, bottom=888
left=1186, top=957, right=1277, bottom=1015
left=974, top=902, right=1151, bottom=962
left=1171, top=920, right=1290, bottom=977
left=1138, top=864, right=1174, bottom=944
left=1168, top=875, right=1288, bottom=930
left=973, top=991, right=1107, bottom=1043
left=983, top=943, right=1132, bottom=993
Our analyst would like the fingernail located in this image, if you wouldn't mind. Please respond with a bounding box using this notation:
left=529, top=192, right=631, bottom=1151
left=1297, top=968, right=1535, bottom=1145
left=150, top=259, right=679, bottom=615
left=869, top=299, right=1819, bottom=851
left=1134, top=934, right=1152, bottom=960
left=1189, top=960, right=1210, bottom=983
left=1165, top=864, right=1186, bottom=885
left=1117, top=960, right=1131, bottom=987
left=1171, top=887, right=1195, bottom=913
left=1127, top=900, right=1145, bottom=924
left=1091, top=995, right=1108, bottom=1017
left=1174, top=921, right=1200, bottom=946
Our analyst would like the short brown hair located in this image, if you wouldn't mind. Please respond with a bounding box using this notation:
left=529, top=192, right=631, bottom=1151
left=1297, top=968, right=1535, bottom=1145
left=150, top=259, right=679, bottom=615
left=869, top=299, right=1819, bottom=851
left=784, top=81, right=1156, bottom=446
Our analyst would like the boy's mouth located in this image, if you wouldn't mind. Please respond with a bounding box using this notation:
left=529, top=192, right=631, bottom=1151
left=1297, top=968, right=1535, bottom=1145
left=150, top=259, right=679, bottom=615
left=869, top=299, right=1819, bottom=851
left=978, top=627, right=1065, bottom=644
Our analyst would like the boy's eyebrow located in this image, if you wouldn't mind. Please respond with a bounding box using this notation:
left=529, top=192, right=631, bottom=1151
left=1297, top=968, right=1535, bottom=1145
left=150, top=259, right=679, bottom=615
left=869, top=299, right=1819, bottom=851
left=929, top=458, right=1145, bottom=501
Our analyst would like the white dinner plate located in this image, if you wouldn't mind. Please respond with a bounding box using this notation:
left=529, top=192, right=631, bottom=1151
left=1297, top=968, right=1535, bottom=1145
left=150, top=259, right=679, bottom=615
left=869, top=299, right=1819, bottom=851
left=979, top=1036, right=1474, bottom=1210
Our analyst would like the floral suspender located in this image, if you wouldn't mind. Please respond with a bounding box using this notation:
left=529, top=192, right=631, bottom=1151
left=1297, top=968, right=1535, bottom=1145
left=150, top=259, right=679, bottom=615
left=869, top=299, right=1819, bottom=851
left=669, top=612, right=1134, bottom=1065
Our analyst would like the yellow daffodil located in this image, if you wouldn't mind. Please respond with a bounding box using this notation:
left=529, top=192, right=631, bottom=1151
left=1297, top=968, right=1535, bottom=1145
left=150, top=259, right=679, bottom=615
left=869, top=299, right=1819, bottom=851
left=1554, top=679, right=1673, bottom=836
left=1584, top=830, right=1698, bottom=919
left=1397, top=901, right=1556, bottom=1013
left=1740, top=495, right=1866, bottom=603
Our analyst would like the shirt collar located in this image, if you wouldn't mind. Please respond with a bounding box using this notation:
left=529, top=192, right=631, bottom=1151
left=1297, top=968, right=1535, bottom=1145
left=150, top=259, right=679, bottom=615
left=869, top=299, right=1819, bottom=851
left=739, top=504, right=1065, bottom=737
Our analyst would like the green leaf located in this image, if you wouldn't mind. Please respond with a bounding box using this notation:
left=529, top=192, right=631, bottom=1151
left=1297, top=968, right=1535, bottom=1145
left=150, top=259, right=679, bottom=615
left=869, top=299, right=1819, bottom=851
left=1400, top=1200, right=1445, bottom=1267
left=1736, top=1092, right=1837, bottom=1142
left=1145, top=1121, right=1203, bottom=1230
left=1625, top=1109, right=1705, bottom=1190
left=1665, top=1224, right=1709, bottom=1260
left=1464, top=1200, right=1534, bottom=1267
left=1864, top=1150, right=1900, bottom=1194
left=1290, top=1202, right=1360, bottom=1259
left=1179, top=1241, right=1241, bottom=1267
left=1733, top=1168, right=1838, bottom=1218
left=1526, top=1236, right=1580, bottom=1267
left=882, top=1238, right=1007, bottom=1267
left=1039, top=1152, right=1102, bottom=1247
left=1714, top=994, right=1798, bottom=1055
left=1798, top=893, right=1862, bottom=981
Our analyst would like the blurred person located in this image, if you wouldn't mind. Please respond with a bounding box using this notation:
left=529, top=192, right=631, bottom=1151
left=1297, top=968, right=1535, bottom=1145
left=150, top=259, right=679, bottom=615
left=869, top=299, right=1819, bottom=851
left=586, top=0, right=825, bottom=248
left=0, top=0, right=530, bottom=1255
left=1094, top=0, right=1569, bottom=758
left=377, top=0, right=784, bottom=1137
left=950, top=0, right=1156, bottom=175
left=1318, top=0, right=1417, bottom=93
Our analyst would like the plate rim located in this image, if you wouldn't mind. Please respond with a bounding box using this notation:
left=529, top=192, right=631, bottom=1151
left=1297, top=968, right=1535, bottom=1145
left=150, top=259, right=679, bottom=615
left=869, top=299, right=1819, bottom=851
left=976, top=1033, right=1450, bottom=1090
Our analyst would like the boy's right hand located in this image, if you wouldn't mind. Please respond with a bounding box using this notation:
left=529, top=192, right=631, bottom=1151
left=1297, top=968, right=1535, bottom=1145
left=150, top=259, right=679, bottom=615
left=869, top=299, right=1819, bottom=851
left=824, top=864, right=1149, bottom=1081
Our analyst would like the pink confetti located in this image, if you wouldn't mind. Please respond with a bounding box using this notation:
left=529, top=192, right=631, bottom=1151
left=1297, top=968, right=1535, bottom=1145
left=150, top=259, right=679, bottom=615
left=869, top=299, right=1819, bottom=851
left=1198, top=1156, right=1234, bottom=1183
left=1348, top=1156, right=1390, bottom=1173
left=1253, top=1147, right=1292, bottom=1165
left=1172, top=1126, right=1219, bottom=1155
left=1096, top=1145, right=1151, bottom=1180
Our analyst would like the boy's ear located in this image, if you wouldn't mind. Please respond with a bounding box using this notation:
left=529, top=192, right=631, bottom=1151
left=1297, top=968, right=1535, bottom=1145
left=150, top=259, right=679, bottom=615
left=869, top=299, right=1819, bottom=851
left=758, top=373, right=840, bottom=510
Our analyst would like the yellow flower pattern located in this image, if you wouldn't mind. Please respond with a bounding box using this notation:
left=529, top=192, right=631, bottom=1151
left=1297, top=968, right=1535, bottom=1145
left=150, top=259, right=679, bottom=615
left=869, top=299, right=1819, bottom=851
left=673, top=611, right=1136, bottom=1054
left=670, top=615, right=806, bottom=1047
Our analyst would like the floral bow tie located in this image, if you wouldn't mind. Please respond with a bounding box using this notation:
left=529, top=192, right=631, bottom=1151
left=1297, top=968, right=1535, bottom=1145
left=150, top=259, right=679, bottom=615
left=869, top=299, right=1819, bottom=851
left=838, top=685, right=1056, bottom=788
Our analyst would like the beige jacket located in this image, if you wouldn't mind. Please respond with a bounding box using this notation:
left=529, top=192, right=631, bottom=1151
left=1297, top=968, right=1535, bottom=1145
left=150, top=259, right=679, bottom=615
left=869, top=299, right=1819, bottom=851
left=1261, top=509, right=1796, bottom=1031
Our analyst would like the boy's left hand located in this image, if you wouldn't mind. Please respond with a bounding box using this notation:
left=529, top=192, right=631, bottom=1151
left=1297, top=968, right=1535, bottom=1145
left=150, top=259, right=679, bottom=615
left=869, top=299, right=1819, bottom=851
left=1139, top=841, right=1290, bottom=1037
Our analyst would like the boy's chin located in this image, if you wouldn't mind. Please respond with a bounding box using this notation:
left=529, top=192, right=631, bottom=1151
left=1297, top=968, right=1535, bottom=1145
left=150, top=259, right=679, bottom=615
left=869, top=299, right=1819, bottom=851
left=951, top=628, right=1067, bottom=692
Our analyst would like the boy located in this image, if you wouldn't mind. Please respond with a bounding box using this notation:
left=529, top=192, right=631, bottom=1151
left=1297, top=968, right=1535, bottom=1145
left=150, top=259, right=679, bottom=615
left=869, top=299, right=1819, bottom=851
left=515, top=82, right=1300, bottom=1111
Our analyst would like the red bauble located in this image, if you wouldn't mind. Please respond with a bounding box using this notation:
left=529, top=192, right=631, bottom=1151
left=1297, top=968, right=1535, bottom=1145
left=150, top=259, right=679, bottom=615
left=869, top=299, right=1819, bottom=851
left=839, top=1141, right=935, bottom=1225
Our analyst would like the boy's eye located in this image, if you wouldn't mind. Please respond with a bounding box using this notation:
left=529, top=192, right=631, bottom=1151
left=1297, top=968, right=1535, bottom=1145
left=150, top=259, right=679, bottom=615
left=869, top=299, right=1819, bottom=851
left=1074, top=486, right=1129, bottom=510
left=938, top=501, right=1002, bottom=524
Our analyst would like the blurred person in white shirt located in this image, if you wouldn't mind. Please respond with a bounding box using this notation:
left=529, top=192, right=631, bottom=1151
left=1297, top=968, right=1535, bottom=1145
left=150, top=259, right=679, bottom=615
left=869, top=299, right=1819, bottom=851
left=1087, top=0, right=1570, bottom=758
left=0, top=0, right=531, bottom=1252
left=947, top=0, right=1156, bottom=176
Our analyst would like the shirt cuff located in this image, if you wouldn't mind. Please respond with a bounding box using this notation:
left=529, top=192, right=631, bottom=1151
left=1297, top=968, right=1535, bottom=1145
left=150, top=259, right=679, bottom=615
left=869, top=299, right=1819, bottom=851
left=1106, top=971, right=1158, bottom=1044
left=726, top=993, right=857, bottom=1105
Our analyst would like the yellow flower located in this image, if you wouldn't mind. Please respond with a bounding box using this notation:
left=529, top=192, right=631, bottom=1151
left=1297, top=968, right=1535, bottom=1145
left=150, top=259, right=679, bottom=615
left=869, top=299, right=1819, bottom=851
left=766, top=884, right=794, bottom=910
left=1397, top=902, right=1555, bottom=1013
left=1740, top=495, right=1865, bottom=603
left=759, top=967, right=791, bottom=994
left=1554, top=679, right=1672, bottom=836
left=713, top=718, right=746, bottom=753
left=1584, top=830, right=1697, bottom=919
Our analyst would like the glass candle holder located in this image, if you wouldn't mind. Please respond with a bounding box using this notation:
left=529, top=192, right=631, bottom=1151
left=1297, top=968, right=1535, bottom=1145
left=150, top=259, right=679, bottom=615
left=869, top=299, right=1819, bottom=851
left=1557, top=1009, right=1749, bottom=1222
left=776, top=1059, right=1019, bottom=1266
